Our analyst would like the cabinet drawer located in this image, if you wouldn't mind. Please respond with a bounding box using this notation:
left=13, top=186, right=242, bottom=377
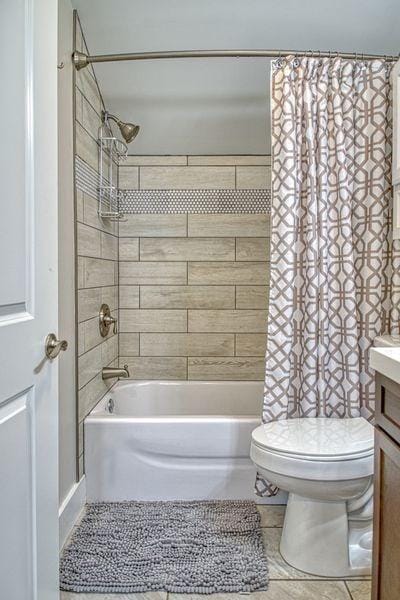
left=376, top=373, right=400, bottom=445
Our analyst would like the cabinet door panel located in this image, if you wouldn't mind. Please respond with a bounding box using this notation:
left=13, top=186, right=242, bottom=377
left=375, top=374, right=400, bottom=445
left=373, top=428, right=400, bottom=600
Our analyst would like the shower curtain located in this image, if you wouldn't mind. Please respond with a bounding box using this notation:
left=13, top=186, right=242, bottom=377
left=256, top=56, right=400, bottom=496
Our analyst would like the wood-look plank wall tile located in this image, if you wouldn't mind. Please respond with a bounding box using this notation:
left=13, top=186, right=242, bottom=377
left=120, top=262, right=187, bottom=285
left=77, top=222, right=101, bottom=258
left=236, top=237, right=270, bottom=261
left=119, top=333, right=139, bottom=356
left=81, top=94, right=101, bottom=141
left=140, top=238, right=235, bottom=261
left=119, top=285, right=140, bottom=308
left=76, top=189, right=84, bottom=222
left=78, top=372, right=114, bottom=422
left=120, top=309, right=187, bottom=332
left=236, top=334, right=267, bottom=356
left=188, top=262, right=269, bottom=285
left=188, top=214, right=270, bottom=237
left=188, top=155, right=271, bottom=166
left=101, top=231, right=118, bottom=260
left=140, top=285, right=235, bottom=309
left=120, top=357, right=187, bottom=380
left=188, top=309, right=267, bottom=333
left=82, top=257, right=116, bottom=288
left=119, top=237, right=139, bottom=261
left=140, top=166, right=235, bottom=190
left=119, top=214, right=187, bottom=237
left=83, top=193, right=117, bottom=235
left=236, top=166, right=271, bottom=189
left=140, top=333, right=234, bottom=357
left=101, top=336, right=118, bottom=366
left=188, top=357, right=265, bottom=380
left=124, top=155, right=187, bottom=166
left=119, top=166, right=139, bottom=190
left=236, top=286, right=269, bottom=309
left=76, top=67, right=102, bottom=116
left=78, top=345, right=102, bottom=389
left=75, top=122, right=98, bottom=171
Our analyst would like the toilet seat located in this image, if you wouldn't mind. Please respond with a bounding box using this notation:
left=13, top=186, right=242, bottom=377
left=251, top=417, right=374, bottom=481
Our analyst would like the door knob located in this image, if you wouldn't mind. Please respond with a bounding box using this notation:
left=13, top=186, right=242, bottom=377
left=45, top=333, right=68, bottom=359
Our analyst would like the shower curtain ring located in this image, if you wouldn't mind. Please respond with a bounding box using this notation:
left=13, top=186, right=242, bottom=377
left=276, top=50, right=283, bottom=69
left=361, top=52, right=367, bottom=67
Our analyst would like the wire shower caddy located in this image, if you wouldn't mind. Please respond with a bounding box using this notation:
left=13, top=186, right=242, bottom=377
left=98, top=121, right=127, bottom=220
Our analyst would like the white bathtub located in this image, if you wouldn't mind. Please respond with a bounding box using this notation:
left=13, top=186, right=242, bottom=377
left=84, top=380, right=285, bottom=503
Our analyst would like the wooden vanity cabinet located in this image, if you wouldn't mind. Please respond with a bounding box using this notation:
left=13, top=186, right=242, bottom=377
left=372, top=373, right=400, bottom=600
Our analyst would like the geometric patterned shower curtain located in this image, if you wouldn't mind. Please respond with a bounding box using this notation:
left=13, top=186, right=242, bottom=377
left=256, top=56, right=399, bottom=496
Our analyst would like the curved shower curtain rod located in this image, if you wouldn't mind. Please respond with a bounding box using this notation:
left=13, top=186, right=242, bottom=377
left=73, top=48, right=398, bottom=70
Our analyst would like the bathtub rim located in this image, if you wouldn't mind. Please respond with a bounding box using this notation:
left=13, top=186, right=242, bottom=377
left=86, top=379, right=265, bottom=421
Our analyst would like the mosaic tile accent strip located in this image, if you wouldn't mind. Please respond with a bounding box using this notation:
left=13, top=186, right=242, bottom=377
left=119, top=189, right=271, bottom=214
left=75, top=156, right=271, bottom=214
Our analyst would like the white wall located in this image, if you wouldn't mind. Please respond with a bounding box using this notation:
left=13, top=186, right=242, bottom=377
left=72, top=0, right=400, bottom=154
left=58, top=0, right=77, bottom=507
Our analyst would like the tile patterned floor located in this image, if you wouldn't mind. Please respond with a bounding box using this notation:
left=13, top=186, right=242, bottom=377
left=61, top=505, right=372, bottom=600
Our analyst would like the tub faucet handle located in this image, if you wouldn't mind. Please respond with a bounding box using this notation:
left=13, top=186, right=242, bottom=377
left=111, top=316, right=118, bottom=334
left=99, top=303, right=118, bottom=337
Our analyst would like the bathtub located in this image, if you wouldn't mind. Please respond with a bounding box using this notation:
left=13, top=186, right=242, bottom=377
left=84, top=380, right=285, bottom=503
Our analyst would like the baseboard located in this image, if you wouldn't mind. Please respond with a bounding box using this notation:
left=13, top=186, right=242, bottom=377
left=59, top=476, right=86, bottom=551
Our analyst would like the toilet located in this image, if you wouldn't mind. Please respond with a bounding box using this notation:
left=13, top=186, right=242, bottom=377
left=251, top=417, right=374, bottom=577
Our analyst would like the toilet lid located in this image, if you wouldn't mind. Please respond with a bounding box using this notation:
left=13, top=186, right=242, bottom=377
left=252, top=417, right=374, bottom=458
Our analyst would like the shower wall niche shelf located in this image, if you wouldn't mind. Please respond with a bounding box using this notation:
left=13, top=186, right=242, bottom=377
left=98, top=122, right=127, bottom=220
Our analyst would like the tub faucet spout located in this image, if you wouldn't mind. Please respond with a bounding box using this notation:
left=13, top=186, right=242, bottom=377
left=102, top=364, right=130, bottom=380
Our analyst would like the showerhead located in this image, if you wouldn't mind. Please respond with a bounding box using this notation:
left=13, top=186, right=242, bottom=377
left=117, top=120, right=140, bottom=144
left=102, top=111, right=140, bottom=144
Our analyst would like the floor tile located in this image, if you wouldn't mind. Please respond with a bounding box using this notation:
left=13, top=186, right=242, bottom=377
left=262, top=528, right=371, bottom=582
left=262, top=528, right=320, bottom=579
left=61, top=593, right=167, bottom=600
left=257, top=505, right=285, bottom=528
left=346, top=580, right=372, bottom=600
left=170, top=580, right=351, bottom=599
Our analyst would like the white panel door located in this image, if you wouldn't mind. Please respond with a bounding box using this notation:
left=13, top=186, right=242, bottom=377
left=0, top=1, right=60, bottom=599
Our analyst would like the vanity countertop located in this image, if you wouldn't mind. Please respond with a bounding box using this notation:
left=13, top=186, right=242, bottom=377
left=370, top=346, right=400, bottom=386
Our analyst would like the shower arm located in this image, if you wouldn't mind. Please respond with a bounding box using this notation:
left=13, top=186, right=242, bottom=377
left=73, top=48, right=398, bottom=70
left=103, top=111, right=121, bottom=129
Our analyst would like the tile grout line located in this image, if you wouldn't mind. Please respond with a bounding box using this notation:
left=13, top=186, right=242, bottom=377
left=344, top=580, right=355, bottom=600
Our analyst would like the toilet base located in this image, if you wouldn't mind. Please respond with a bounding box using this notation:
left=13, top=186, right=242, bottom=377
left=280, top=492, right=372, bottom=577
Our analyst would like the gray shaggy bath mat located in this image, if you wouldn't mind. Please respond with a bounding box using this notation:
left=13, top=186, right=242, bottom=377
left=60, top=500, right=268, bottom=594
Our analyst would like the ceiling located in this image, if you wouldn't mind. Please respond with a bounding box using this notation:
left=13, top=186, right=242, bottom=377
left=72, top=0, right=400, bottom=155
